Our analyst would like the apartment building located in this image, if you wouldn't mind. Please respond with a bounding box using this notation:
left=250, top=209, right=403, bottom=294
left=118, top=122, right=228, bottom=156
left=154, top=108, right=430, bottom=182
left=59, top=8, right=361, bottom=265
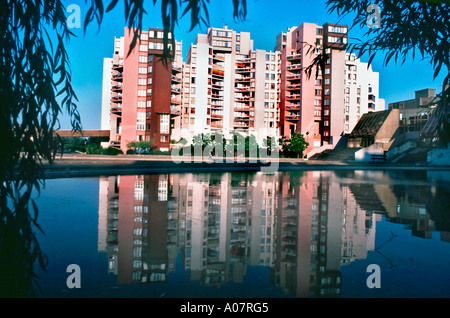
left=102, top=28, right=183, bottom=153
left=275, top=23, right=385, bottom=156
left=102, top=24, right=383, bottom=154
left=176, top=26, right=280, bottom=144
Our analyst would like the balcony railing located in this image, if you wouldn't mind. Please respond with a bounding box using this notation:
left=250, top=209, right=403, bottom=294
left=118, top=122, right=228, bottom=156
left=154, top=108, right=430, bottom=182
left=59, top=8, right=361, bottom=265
left=286, top=74, right=301, bottom=80
left=286, top=104, right=301, bottom=110
left=171, top=64, right=182, bottom=73
left=287, top=53, right=302, bottom=60
left=111, top=106, right=122, bottom=114
left=235, top=76, right=251, bottom=81
left=111, top=95, right=122, bottom=103
left=285, top=114, right=300, bottom=121
left=287, top=63, right=302, bottom=69
left=171, top=75, right=182, bottom=82
left=170, top=108, right=181, bottom=116
left=112, top=84, right=123, bottom=92
left=234, top=106, right=250, bottom=111
left=235, top=67, right=252, bottom=73
left=211, top=94, right=224, bottom=100
left=171, top=86, right=181, bottom=94
left=171, top=96, right=182, bottom=105
left=112, top=73, right=123, bottom=81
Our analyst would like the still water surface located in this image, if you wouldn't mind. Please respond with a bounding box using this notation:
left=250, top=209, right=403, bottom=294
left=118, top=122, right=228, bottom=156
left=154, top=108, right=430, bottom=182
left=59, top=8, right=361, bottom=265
left=34, top=169, right=450, bottom=298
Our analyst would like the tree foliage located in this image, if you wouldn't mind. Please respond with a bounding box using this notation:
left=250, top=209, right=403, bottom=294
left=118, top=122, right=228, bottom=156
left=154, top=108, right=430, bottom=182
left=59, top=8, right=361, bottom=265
left=279, top=132, right=309, bottom=158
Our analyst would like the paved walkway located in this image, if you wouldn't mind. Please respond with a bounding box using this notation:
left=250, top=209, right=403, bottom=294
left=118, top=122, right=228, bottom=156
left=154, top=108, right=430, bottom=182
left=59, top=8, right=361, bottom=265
left=40, top=153, right=449, bottom=179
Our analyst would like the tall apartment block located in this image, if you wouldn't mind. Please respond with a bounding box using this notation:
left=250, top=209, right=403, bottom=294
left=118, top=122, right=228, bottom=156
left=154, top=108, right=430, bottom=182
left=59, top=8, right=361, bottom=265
left=177, top=26, right=280, bottom=144
left=102, top=28, right=183, bottom=153
left=275, top=23, right=384, bottom=156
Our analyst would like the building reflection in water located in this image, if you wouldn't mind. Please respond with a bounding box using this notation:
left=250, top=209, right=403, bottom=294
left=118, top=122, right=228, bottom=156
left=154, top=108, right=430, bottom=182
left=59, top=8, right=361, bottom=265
left=97, top=170, right=450, bottom=298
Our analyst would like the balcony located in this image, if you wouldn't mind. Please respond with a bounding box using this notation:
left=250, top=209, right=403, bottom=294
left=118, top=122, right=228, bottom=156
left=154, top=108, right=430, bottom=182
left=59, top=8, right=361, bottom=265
left=112, top=73, right=123, bottom=81
left=287, top=63, right=302, bottom=70
left=111, top=105, right=122, bottom=114
left=287, top=53, right=302, bottom=61
left=212, top=83, right=224, bottom=90
left=212, top=67, right=225, bottom=77
left=171, top=75, right=182, bottom=83
left=171, top=96, right=182, bottom=105
left=111, top=84, right=123, bottom=92
left=170, top=107, right=181, bottom=117
left=211, top=114, right=223, bottom=119
left=171, top=86, right=181, bottom=94
left=234, top=106, right=250, bottom=112
left=235, top=95, right=251, bottom=102
left=112, top=62, right=123, bottom=70
left=235, top=76, right=251, bottom=82
left=211, top=94, right=224, bottom=100
left=172, top=64, right=182, bottom=74
left=286, top=74, right=301, bottom=80
left=235, top=67, right=251, bottom=73
left=234, top=122, right=249, bottom=128
left=285, top=114, right=300, bottom=121
left=111, top=94, right=122, bottom=103
left=286, top=94, right=301, bottom=100
left=213, top=54, right=225, bottom=61
left=286, top=104, right=301, bottom=111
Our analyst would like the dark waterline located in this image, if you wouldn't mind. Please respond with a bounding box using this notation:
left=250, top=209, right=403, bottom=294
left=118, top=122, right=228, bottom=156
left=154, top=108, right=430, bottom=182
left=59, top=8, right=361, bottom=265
left=32, top=169, right=450, bottom=298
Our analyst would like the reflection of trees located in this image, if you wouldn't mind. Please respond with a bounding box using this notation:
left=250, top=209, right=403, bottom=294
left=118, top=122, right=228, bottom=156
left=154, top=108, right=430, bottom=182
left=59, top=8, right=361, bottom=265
left=0, top=182, right=48, bottom=297
left=424, top=187, right=450, bottom=233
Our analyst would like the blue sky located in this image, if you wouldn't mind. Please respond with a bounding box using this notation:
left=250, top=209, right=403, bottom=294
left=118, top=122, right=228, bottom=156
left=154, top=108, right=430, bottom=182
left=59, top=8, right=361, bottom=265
left=60, top=0, right=447, bottom=130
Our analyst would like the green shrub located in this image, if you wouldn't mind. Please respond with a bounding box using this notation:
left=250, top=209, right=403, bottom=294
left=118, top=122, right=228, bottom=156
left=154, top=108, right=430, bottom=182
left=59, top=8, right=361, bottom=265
left=102, top=147, right=123, bottom=155
left=86, top=144, right=102, bottom=154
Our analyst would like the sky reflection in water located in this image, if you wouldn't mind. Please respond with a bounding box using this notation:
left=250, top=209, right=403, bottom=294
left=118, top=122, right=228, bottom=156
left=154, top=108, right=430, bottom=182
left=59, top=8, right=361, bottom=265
left=34, top=170, right=450, bottom=298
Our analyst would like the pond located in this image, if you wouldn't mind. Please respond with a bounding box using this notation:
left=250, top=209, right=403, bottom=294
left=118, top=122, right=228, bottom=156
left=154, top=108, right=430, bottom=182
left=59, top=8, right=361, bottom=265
left=31, top=169, right=450, bottom=298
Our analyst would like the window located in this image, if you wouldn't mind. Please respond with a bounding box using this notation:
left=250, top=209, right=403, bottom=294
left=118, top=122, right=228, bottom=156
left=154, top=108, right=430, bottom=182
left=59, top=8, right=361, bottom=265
left=136, top=113, right=145, bottom=131
left=138, top=78, right=147, bottom=86
left=138, top=89, right=146, bottom=97
left=160, top=114, right=170, bottom=134
left=149, top=42, right=164, bottom=50
left=137, top=101, right=146, bottom=108
left=328, top=26, right=347, bottom=33
left=139, top=67, right=146, bottom=74
left=148, top=66, right=153, bottom=73
left=140, top=32, right=148, bottom=41
left=139, top=44, right=147, bottom=52
left=139, top=55, right=147, bottom=63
